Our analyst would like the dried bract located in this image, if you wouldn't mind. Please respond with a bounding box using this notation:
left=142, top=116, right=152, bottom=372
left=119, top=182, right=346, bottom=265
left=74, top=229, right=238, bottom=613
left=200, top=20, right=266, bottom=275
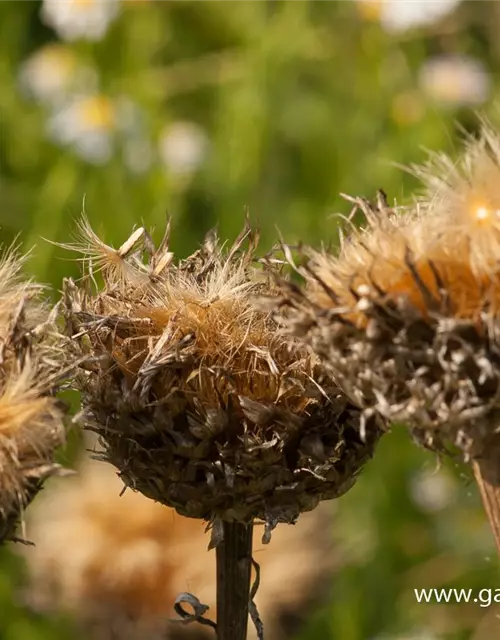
left=23, top=459, right=335, bottom=640
left=273, top=129, right=500, bottom=464
left=0, top=250, right=67, bottom=541
left=63, top=220, right=377, bottom=525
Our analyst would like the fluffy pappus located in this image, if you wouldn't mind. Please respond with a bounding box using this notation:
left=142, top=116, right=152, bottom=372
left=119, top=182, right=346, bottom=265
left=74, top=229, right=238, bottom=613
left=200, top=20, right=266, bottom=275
left=57, top=215, right=151, bottom=287
left=294, top=192, right=432, bottom=322
left=412, top=123, right=500, bottom=278
left=292, top=188, right=499, bottom=324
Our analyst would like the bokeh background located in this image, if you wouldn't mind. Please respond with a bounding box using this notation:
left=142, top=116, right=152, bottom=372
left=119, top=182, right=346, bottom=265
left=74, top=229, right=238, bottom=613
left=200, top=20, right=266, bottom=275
left=1, top=1, right=500, bottom=639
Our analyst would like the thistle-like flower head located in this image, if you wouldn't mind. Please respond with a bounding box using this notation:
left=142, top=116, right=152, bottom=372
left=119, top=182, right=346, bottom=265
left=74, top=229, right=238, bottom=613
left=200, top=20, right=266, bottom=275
left=63, top=219, right=378, bottom=525
left=0, top=249, right=67, bottom=541
left=272, top=126, right=500, bottom=462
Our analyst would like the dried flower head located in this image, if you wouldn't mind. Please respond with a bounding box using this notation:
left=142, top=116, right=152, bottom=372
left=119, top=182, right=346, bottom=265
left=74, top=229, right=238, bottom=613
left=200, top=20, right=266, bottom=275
left=0, top=249, right=67, bottom=541
left=272, top=126, right=500, bottom=463
left=63, top=219, right=378, bottom=526
left=23, top=458, right=335, bottom=640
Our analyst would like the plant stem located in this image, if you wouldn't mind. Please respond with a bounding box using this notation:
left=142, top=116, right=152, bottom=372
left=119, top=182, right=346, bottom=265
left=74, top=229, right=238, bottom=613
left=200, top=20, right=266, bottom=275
left=216, top=521, right=253, bottom=640
left=473, top=436, right=500, bottom=555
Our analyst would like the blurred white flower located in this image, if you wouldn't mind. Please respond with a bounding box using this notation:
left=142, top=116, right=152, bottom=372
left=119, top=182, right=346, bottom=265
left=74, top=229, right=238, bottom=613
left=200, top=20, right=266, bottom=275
left=356, top=0, right=461, bottom=32
left=18, top=44, right=97, bottom=106
left=123, top=137, right=153, bottom=175
left=47, top=94, right=153, bottom=169
left=158, top=121, right=209, bottom=177
left=410, top=468, right=457, bottom=513
left=47, top=95, right=116, bottom=164
left=419, top=55, right=491, bottom=107
left=40, top=0, right=120, bottom=42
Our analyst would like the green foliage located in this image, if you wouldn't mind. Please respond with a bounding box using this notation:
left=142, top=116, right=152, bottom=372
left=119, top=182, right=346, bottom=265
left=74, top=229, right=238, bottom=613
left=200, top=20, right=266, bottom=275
left=1, top=1, right=499, bottom=638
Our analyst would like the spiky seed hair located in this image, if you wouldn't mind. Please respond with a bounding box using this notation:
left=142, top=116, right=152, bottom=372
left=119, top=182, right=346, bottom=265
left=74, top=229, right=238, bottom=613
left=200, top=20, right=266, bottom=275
left=0, top=249, right=67, bottom=542
left=411, top=122, right=500, bottom=277
left=23, top=458, right=335, bottom=640
left=296, top=192, right=431, bottom=321
left=272, top=126, right=500, bottom=462
left=295, top=190, right=500, bottom=322
left=63, top=219, right=378, bottom=526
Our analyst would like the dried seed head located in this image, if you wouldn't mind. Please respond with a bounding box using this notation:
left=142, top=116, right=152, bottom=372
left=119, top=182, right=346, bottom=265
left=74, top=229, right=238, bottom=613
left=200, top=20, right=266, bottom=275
left=273, top=127, right=500, bottom=462
left=23, top=459, right=335, bottom=640
left=63, top=220, right=378, bottom=524
left=0, top=249, right=67, bottom=541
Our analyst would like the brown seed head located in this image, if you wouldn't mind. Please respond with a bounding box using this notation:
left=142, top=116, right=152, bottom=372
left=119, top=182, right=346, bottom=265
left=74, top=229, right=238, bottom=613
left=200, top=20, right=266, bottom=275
left=23, top=458, right=335, bottom=640
left=0, top=249, right=67, bottom=541
left=273, top=127, right=500, bottom=461
left=63, top=219, right=378, bottom=524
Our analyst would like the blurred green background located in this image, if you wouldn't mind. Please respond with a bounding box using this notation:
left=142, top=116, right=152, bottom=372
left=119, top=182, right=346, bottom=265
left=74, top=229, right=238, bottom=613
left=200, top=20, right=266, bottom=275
left=1, top=1, right=500, bottom=639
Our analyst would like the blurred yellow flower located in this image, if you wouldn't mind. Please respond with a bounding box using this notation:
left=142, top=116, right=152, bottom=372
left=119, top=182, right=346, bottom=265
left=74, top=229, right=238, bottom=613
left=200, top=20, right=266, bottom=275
left=41, top=0, right=120, bottom=41
left=356, top=0, right=383, bottom=22
left=80, top=95, right=116, bottom=130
